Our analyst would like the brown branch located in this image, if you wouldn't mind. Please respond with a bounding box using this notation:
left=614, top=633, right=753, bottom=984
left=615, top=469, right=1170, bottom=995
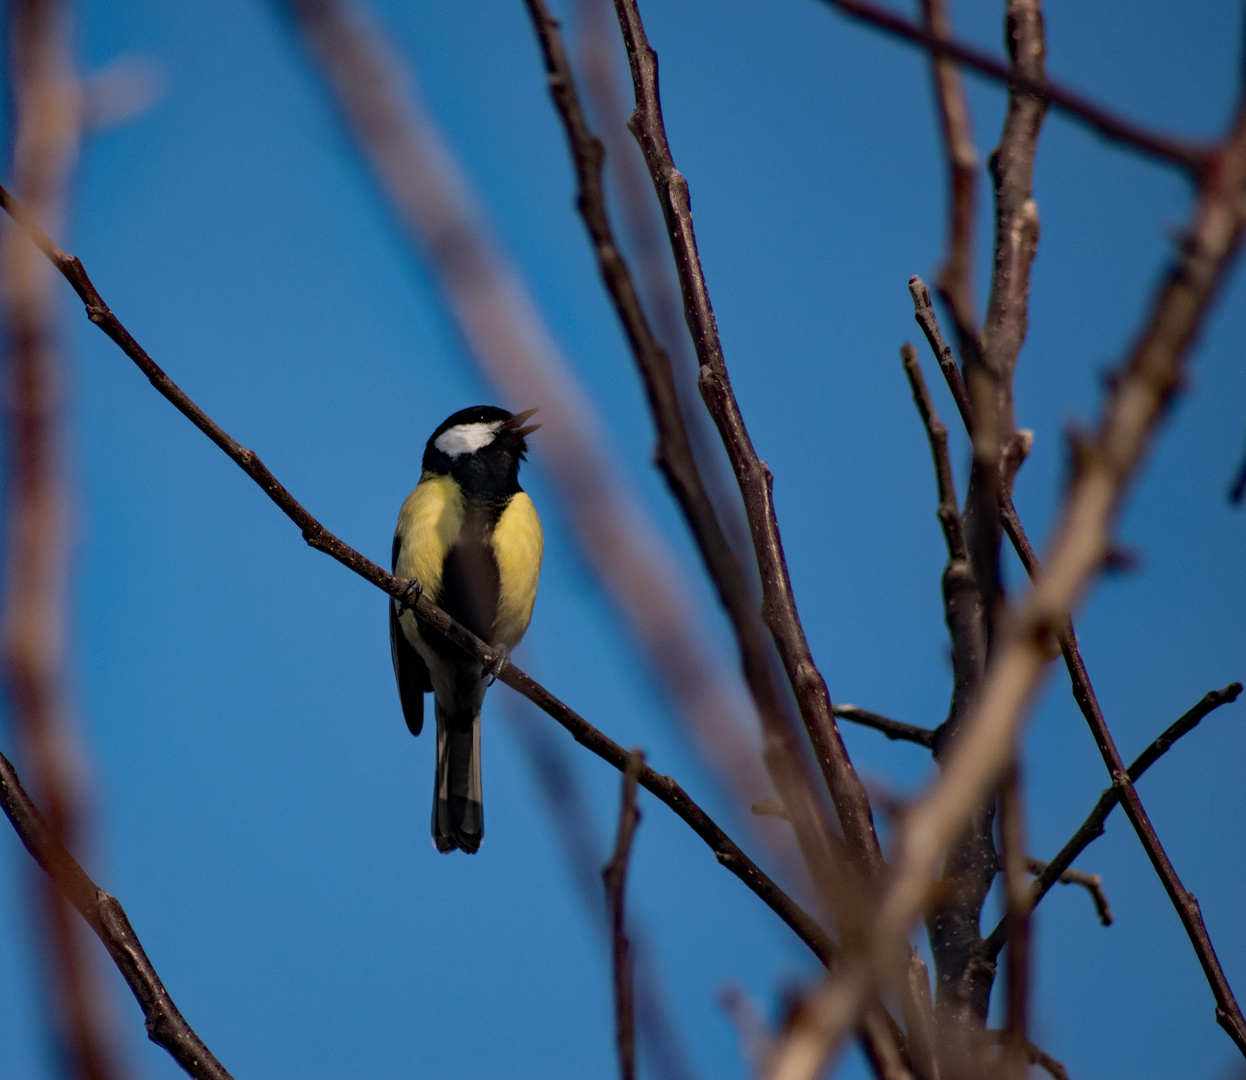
left=913, top=256, right=1246, bottom=1048
left=832, top=705, right=936, bottom=749
left=608, top=0, right=883, bottom=884
left=900, top=337, right=993, bottom=1048
left=909, top=277, right=972, bottom=433
left=763, top=85, right=1246, bottom=1080
left=1023, top=858, right=1113, bottom=927
left=982, top=0, right=1047, bottom=469
left=0, top=748, right=234, bottom=1080
left=603, top=749, right=644, bottom=1080
left=1229, top=431, right=1246, bottom=504
left=273, top=0, right=780, bottom=866
left=816, top=0, right=1206, bottom=176
left=981, top=682, right=1242, bottom=959
left=918, top=0, right=980, bottom=350
left=0, top=182, right=841, bottom=977
left=1, top=5, right=125, bottom=1079
left=520, top=0, right=844, bottom=901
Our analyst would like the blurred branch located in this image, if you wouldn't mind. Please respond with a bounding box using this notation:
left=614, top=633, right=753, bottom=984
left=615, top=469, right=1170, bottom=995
left=603, top=749, right=644, bottom=1080
left=522, top=0, right=864, bottom=963
left=504, top=699, right=695, bottom=1080
left=915, top=245, right=1246, bottom=1049
left=609, top=0, right=883, bottom=884
left=917, top=0, right=980, bottom=351
left=763, top=82, right=1246, bottom=1080
left=982, top=682, right=1243, bottom=958
left=833, top=705, right=935, bottom=749
left=0, top=4, right=123, bottom=1079
left=816, top=0, right=1206, bottom=176
left=0, top=179, right=841, bottom=973
left=272, top=0, right=778, bottom=861
left=0, top=748, right=234, bottom=1080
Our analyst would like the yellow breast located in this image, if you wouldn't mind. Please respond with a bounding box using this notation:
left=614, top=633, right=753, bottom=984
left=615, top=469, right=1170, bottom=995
left=394, top=473, right=464, bottom=599
left=491, top=491, right=543, bottom=648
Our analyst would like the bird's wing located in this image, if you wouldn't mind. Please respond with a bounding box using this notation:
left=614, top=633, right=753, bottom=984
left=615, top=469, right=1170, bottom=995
left=391, top=535, right=431, bottom=736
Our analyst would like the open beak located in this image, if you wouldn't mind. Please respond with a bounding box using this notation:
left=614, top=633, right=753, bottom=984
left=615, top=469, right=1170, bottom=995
left=504, top=406, right=541, bottom=439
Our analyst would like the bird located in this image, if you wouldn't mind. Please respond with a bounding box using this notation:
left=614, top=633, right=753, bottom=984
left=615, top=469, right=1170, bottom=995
left=389, top=405, right=543, bottom=853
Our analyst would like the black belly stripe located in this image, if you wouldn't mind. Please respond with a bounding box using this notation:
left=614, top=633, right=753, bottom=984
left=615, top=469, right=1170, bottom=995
left=433, top=495, right=508, bottom=650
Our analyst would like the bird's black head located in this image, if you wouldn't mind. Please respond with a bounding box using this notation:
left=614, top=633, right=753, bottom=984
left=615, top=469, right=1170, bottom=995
left=422, top=405, right=540, bottom=498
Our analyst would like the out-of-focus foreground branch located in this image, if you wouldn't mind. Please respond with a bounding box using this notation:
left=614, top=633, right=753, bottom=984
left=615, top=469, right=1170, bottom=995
left=1, top=3, right=123, bottom=1079
left=764, top=78, right=1246, bottom=1080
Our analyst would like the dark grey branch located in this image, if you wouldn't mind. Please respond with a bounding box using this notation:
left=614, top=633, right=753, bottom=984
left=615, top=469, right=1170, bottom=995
left=817, top=0, right=1206, bottom=176
left=982, top=682, right=1242, bottom=959
left=0, top=748, right=234, bottom=1080
left=0, top=179, right=839, bottom=978
left=603, top=749, right=644, bottom=1080
left=833, top=705, right=936, bottom=749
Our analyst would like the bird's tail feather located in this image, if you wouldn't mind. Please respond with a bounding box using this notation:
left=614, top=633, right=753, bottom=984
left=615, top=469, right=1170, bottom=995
left=433, top=706, right=483, bottom=853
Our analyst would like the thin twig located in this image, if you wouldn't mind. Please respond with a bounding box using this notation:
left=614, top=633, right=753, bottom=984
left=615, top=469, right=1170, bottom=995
left=763, top=88, right=1246, bottom=1080
left=912, top=259, right=1246, bottom=1047
left=981, top=682, right=1242, bottom=958
left=0, top=181, right=840, bottom=973
left=273, top=0, right=778, bottom=859
left=833, top=705, right=935, bottom=749
left=603, top=749, right=644, bottom=1080
left=0, top=748, right=234, bottom=1080
left=504, top=699, right=696, bottom=1080
left=521, top=0, right=844, bottom=900
left=608, top=0, right=883, bottom=884
left=918, top=0, right=980, bottom=351
left=1023, top=858, right=1113, bottom=927
left=817, top=0, right=1206, bottom=176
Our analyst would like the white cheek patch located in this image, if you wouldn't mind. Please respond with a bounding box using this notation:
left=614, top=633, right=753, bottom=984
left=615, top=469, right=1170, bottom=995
left=434, top=421, right=502, bottom=458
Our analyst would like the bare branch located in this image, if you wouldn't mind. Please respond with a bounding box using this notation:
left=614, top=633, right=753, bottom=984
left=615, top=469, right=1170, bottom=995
left=520, top=0, right=844, bottom=898
left=603, top=749, right=644, bottom=1080
left=982, top=682, right=1242, bottom=958
left=833, top=705, right=936, bottom=749
left=1023, top=858, right=1113, bottom=927
left=918, top=0, right=980, bottom=348
left=609, top=0, right=883, bottom=882
left=504, top=700, right=696, bottom=1080
left=914, top=234, right=1246, bottom=1048
left=816, top=0, right=1206, bottom=176
left=0, top=181, right=840, bottom=974
left=0, top=748, right=234, bottom=1080
left=909, top=277, right=972, bottom=433
left=271, top=0, right=777, bottom=857
left=763, top=87, right=1246, bottom=1080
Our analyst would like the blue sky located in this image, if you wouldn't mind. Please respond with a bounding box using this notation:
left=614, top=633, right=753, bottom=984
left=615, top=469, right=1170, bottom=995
left=1, top=1, right=1243, bottom=1079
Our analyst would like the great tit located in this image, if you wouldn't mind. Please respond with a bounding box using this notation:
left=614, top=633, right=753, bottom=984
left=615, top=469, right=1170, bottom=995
left=390, top=406, right=543, bottom=853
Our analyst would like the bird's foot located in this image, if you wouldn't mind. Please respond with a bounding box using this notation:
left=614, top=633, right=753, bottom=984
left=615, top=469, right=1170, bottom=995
left=397, top=577, right=423, bottom=615
left=486, top=645, right=510, bottom=685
